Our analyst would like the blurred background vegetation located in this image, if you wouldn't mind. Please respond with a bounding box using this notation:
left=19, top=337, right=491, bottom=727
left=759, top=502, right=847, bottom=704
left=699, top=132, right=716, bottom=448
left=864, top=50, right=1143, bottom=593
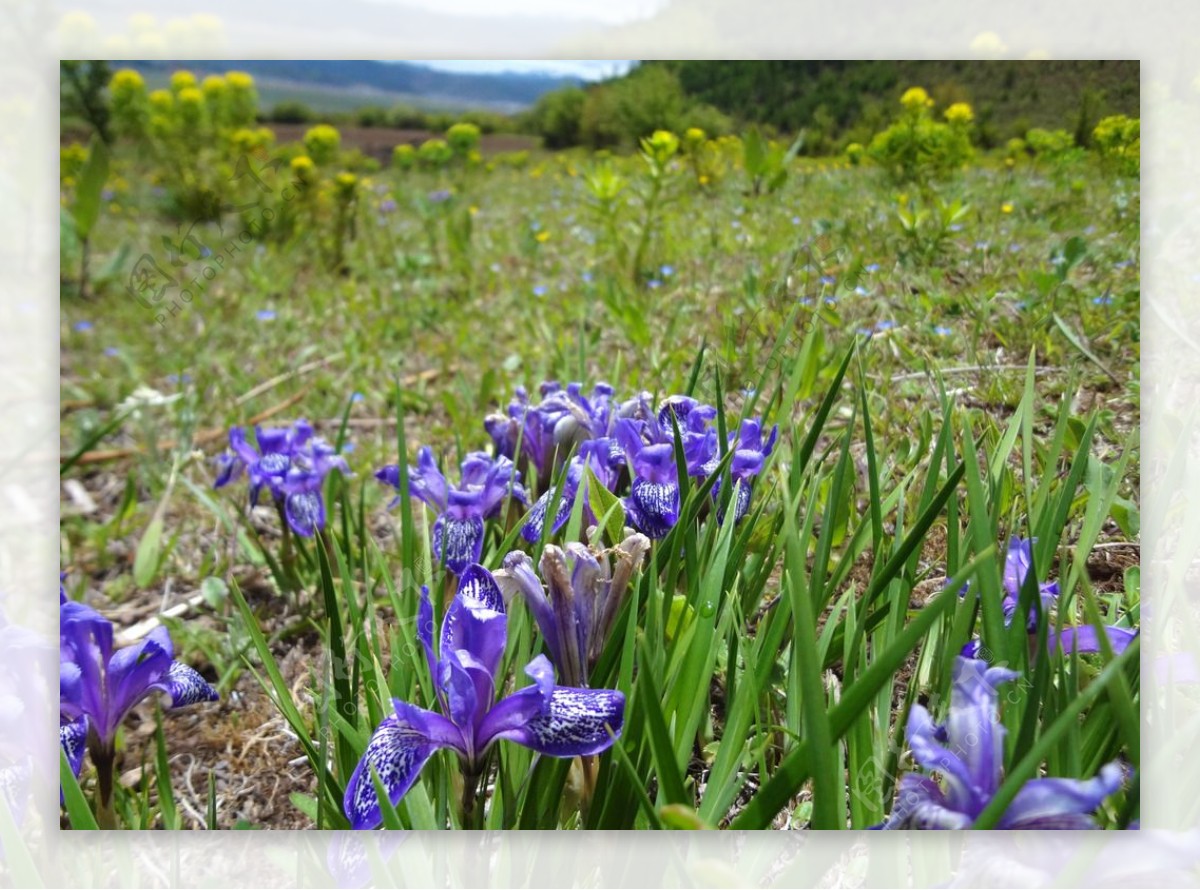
left=63, top=59, right=1138, bottom=158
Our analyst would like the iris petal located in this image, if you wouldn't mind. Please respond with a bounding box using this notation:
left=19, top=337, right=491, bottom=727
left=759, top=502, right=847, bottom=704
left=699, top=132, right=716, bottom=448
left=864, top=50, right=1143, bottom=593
left=999, top=762, right=1125, bottom=829
left=905, top=704, right=979, bottom=815
left=59, top=717, right=88, bottom=779
left=873, top=774, right=973, bottom=829
left=431, top=514, right=484, bottom=575
left=625, top=479, right=678, bottom=539
left=501, top=686, right=625, bottom=757
left=285, top=491, right=325, bottom=537
left=342, top=701, right=460, bottom=831
left=1048, top=625, right=1137, bottom=656
left=152, top=662, right=219, bottom=708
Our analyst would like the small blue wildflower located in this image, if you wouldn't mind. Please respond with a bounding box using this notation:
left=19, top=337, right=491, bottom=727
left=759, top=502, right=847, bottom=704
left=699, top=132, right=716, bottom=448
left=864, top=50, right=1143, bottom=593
left=582, top=270, right=594, bottom=284
left=791, top=216, right=801, bottom=225
left=351, top=392, right=365, bottom=403
left=949, top=223, right=964, bottom=232
left=257, top=309, right=276, bottom=321
left=100, top=188, right=115, bottom=202
left=864, top=263, right=880, bottom=273
left=824, top=297, right=837, bottom=307
left=934, top=325, right=953, bottom=336
left=974, top=241, right=990, bottom=251
left=660, top=264, right=674, bottom=277
left=854, top=285, right=869, bottom=296
left=875, top=320, right=896, bottom=332
left=73, top=321, right=93, bottom=332
left=380, top=198, right=397, bottom=213
left=532, top=285, right=548, bottom=297
left=647, top=279, right=662, bottom=289
left=1093, top=295, right=1113, bottom=306
left=820, top=275, right=836, bottom=287
left=1114, top=260, right=1133, bottom=270
left=104, top=346, right=119, bottom=357
left=200, top=246, right=213, bottom=259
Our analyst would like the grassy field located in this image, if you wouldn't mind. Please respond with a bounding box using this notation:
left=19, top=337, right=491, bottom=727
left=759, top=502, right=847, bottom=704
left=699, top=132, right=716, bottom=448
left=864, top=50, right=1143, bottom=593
left=59, top=97, right=1140, bottom=834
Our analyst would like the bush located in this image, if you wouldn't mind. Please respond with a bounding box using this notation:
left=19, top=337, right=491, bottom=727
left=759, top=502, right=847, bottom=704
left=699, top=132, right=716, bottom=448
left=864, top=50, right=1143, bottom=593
left=389, top=104, right=431, bottom=130
left=446, top=122, right=482, bottom=159
left=392, top=143, right=416, bottom=170
left=867, top=85, right=972, bottom=183
left=270, top=101, right=314, bottom=124
left=417, top=138, right=452, bottom=169
left=529, top=86, right=586, bottom=149
left=357, top=106, right=391, bottom=128
left=225, top=71, right=258, bottom=127
left=304, top=124, right=341, bottom=165
left=1025, top=127, right=1079, bottom=163
left=1092, top=115, right=1139, bottom=175
left=108, top=69, right=149, bottom=140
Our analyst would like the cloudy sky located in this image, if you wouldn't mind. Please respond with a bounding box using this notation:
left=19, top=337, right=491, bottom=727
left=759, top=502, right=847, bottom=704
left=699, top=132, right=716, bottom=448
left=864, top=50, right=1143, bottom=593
left=416, top=60, right=636, bottom=80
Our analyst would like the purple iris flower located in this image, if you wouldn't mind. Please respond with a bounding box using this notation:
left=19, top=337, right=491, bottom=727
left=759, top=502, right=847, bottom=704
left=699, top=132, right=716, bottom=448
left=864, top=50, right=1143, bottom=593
left=656, top=395, right=717, bottom=437
left=485, top=382, right=617, bottom=490
left=343, top=567, right=625, bottom=830
left=961, top=537, right=1136, bottom=659
left=377, top=448, right=527, bottom=575
left=59, top=596, right=218, bottom=785
left=614, top=419, right=679, bottom=539
left=497, top=535, right=649, bottom=687
left=520, top=439, right=616, bottom=543
left=874, top=656, right=1125, bottom=829
left=214, top=420, right=349, bottom=537
left=689, top=418, right=779, bottom=525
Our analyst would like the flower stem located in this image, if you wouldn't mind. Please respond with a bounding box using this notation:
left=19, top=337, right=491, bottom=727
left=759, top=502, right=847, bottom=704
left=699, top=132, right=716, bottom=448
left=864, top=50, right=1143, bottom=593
left=580, top=754, right=597, bottom=824
left=275, top=498, right=301, bottom=601
left=92, top=747, right=117, bottom=829
left=460, top=761, right=483, bottom=830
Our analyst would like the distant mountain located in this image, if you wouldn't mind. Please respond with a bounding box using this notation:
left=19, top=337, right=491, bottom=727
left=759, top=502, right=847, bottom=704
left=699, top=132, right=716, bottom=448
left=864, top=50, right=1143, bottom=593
left=124, top=59, right=584, bottom=112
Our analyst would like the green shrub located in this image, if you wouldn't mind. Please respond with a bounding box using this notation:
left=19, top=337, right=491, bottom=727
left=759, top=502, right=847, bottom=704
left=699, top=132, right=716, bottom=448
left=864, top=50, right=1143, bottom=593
left=304, top=124, right=341, bottom=165
left=866, top=86, right=972, bottom=183
left=1092, top=115, right=1139, bottom=176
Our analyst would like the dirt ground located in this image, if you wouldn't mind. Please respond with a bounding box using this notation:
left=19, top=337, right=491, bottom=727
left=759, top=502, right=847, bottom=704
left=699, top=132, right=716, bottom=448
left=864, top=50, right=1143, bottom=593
left=266, top=124, right=538, bottom=163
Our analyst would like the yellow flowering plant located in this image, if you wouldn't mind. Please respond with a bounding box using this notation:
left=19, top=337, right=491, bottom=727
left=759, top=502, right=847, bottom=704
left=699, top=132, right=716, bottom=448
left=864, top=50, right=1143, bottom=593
left=304, top=125, right=342, bottom=166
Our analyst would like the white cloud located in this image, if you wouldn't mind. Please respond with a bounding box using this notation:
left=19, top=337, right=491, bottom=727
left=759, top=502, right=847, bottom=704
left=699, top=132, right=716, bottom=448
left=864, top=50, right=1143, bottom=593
left=416, top=59, right=634, bottom=80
